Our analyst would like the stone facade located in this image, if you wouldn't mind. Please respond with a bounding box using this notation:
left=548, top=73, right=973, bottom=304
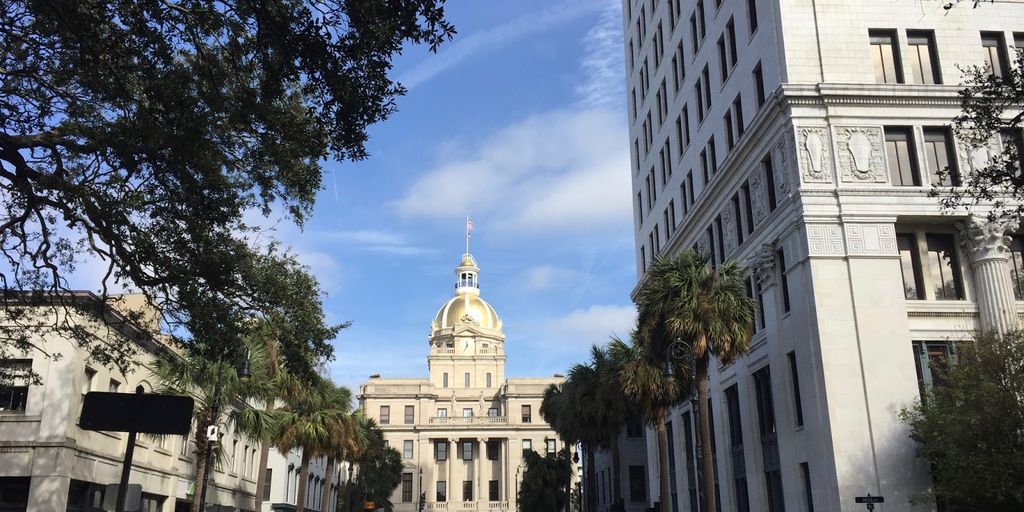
left=624, top=0, right=1024, bottom=511
left=359, top=254, right=567, bottom=511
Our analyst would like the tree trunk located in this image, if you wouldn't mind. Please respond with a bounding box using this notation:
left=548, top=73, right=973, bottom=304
left=321, top=456, right=336, bottom=512
left=585, top=447, right=597, bottom=512
left=655, top=409, right=671, bottom=512
left=696, top=357, right=716, bottom=512
left=610, top=436, right=623, bottom=512
left=254, top=400, right=275, bottom=511
left=295, top=451, right=312, bottom=512
left=191, top=415, right=211, bottom=512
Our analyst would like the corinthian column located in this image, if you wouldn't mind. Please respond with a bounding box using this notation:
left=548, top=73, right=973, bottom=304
left=958, top=214, right=1021, bottom=334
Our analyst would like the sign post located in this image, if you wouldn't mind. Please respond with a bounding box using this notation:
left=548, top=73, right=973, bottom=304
left=855, top=494, right=885, bottom=511
left=80, top=389, right=194, bottom=512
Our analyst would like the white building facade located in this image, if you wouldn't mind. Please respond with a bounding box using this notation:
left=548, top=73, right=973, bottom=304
left=359, top=253, right=569, bottom=512
left=623, top=1, right=1024, bottom=511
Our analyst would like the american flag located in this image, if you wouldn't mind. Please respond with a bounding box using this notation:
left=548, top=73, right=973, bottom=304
left=466, top=216, right=474, bottom=236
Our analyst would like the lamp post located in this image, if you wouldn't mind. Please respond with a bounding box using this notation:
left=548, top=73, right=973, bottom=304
left=662, top=339, right=699, bottom=512
left=197, top=356, right=252, bottom=512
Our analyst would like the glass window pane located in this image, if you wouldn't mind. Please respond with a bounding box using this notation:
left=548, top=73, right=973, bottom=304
left=898, top=234, right=922, bottom=299
left=925, top=234, right=964, bottom=300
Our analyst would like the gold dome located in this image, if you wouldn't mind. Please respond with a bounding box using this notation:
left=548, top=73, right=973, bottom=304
left=432, top=294, right=502, bottom=331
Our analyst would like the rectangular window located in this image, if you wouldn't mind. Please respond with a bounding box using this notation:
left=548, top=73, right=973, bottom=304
left=925, top=233, right=965, bottom=300
left=696, top=0, right=706, bottom=42
left=898, top=233, right=925, bottom=299
left=777, top=249, right=791, bottom=313
left=522, top=405, right=532, bottom=423
left=682, top=412, right=698, bottom=512
left=754, top=366, right=784, bottom=512
left=436, top=481, right=447, bottom=502
left=403, top=440, right=414, bottom=459
left=108, top=379, right=120, bottom=393
left=788, top=351, right=805, bottom=427
left=685, top=172, right=694, bottom=210
left=485, top=372, right=492, bottom=388
left=801, top=462, right=814, bottom=512
left=437, top=407, right=448, bottom=418
left=462, top=441, right=473, bottom=461
left=912, top=341, right=956, bottom=395
left=401, top=473, right=413, bottom=502
left=715, top=215, right=725, bottom=263
left=869, top=29, right=904, bottom=84
left=489, top=480, right=500, bottom=501
left=0, top=360, right=30, bottom=412
left=464, top=372, right=470, bottom=387
left=724, top=111, right=735, bottom=150
left=718, top=36, right=729, bottom=82
left=907, top=30, right=941, bottom=84
left=1000, top=128, right=1024, bottom=173
left=726, top=18, right=738, bottom=71
left=637, top=192, right=644, bottom=227
left=379, top=405, right=390, bottom=425
left=726, top=385, right=750, bottom=512
left=463, top=480, right=473, bottom=502
left=682, top=106, right=691, bottom=147
left=732, top=194, right=744, bottom=246
left=488, top=407, right=499, bottom=417
left=885, top=127, right=921, bottom=186
left=702, top=66, right=712, bottom=116
left=487, top=441, right=499, bottom=460
left=982, top=31, right=1010, bottom=78
left=709, top=136, right=718, bottom=176
left=733, top=95, right=745, bottom=138
left=463, top=408, right=473, bottom=418
left=1009, top=236, right=1024, bottom=300
left=443, top=372, right=448, bottom=388
left=629, top=465, right=647, bottom=502
left=746, top=276, right=765, bottom=331
left=922, top=128, right=959, bottom=186
left=263, top=469, right=273, bottom=501
left=436, top=440, right=448, bottom=461
left=545, top=438, right=556, bottom=454
left=404, top=405, right=414, bottom=424
left=764, top=156, right=777, bottom=211
left=747, top=0, right=758, bottom=33
left=522, top=439, right=532, bottom=454
left=695, top=83, right=705, bottom=124
left=753, top=62, right=766, bottom=107
left=754, top=366, right=777, bottom=437
left=742, top=182, right=754, bottom=235
left=690, top=14, right=699, bottom=55
left=706, top=226, right=716, bottom=266
left=82, top=367, right=96, bottom=396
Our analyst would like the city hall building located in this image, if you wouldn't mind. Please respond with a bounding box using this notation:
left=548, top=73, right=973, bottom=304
left=623, top=0, right=1024, bottom=511
left=359, top=253, right=568, bottom=511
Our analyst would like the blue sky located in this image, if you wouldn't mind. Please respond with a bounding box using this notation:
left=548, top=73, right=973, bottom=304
left=300, top=0, right=640, bottom=391
left=67, top=0, right=638, bottom=392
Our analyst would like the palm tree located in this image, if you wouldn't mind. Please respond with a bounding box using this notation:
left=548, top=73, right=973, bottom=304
left=270, top=378, right=352, bottom=512
left=591, top=345, right=630, bottom=512
left=518, top=449, right=573, bottom=512
left=540, top=380, right=586, bottom=512
left=609, top=333, right=689, bottom=512
left=153, top=337, right=273, bottom=512
left=635, top=251, right=756, bottom=512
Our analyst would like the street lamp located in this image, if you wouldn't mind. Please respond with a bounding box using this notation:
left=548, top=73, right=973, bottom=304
left=663, top=339, right=700, bottom=511
left=197, top=355, right=252, bottom=512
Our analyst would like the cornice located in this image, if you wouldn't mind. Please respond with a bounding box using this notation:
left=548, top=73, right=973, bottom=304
left=779, top=83, right=964, bottom=109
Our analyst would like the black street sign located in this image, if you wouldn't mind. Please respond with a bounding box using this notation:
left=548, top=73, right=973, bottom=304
left=855, top=496, right=885, bottom=504
left=80, top=391, right=193, bottom=435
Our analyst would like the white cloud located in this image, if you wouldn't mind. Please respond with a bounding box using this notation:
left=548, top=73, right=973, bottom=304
left=398, top=0, right=602, bottom=89
left=546, top=304, right=636, bottom=346
left=313, top=229, right=436, bottom=256
left=575, top=0, right=626, bottom=109
left=391, top=108, right=631, bottom=234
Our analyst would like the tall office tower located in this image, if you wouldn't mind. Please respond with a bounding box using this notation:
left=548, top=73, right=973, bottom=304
left=623, top=1, right=1024, bottom=511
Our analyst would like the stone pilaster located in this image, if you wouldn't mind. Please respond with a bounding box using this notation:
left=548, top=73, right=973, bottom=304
left=958, top=214, right=1021, bottom=334
left=447, top=437, right=456, bottom=502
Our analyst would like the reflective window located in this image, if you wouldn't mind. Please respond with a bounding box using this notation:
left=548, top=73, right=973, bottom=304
left=869, top=30, right=903, bottom=84
left=925, top=234, right=964, bottom=300
left=907, top=31, right=941, bottom=84
left=982, top=32, right=1010, bottom=78
left=922, top=128, right=959, bottom=186
left=885, top=127, right=920, bottom=186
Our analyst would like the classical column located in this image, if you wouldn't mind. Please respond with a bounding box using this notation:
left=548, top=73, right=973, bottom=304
left=959, top=214, right=1020, bottom=334
left=448, top=438, right=456, bottom=503
left=477, top=438, right=486, bottom=503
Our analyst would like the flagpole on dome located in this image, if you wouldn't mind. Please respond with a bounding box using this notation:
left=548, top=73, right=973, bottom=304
left=465, top=214, right=473, bottom=255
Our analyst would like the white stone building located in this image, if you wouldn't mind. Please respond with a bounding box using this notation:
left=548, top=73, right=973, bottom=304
left=359, top=253, right=570, bottom=511
left=0, top=293, right=260, bottom=512
left=623, top=1, right=1024, bottom=511
left=261, top=450, right=344, bottom=512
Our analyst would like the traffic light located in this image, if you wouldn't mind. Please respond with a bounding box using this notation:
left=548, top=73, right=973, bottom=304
left=418, top=492, right=426, bottom=512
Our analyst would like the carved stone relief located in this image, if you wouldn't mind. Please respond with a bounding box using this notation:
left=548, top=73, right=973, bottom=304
left=958, top=213, right=1021, bottom=262
left=957, top=136, right=1000, bottom=175
left=806, top=224, right=845, bottom=256
left=835, top=126, right=887, bottom=183
left=845, top=224, right=898, bottom=256
left=797, top=127, right=834, bottom=184
left=722, top=204, right=737, bottom=255
left=749, top=163, right=768, bottom=220
left=748, top=243, right=776, bottom=288
left=772, top=137, right=792, bottom=198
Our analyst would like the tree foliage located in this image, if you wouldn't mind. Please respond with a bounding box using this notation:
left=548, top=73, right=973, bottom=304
left=0, top=0, right=453, bottom=378
left=941, top=45, right=1024, bottom=218
left=518, top=449, right=572, bottom=512
left=899, top=331, right=1024, bottom=511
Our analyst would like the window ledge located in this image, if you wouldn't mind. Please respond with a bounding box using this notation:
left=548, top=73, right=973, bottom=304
left=905, top=300, right=978, bottom=317
left=0, top=413, right=39, bottom=422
